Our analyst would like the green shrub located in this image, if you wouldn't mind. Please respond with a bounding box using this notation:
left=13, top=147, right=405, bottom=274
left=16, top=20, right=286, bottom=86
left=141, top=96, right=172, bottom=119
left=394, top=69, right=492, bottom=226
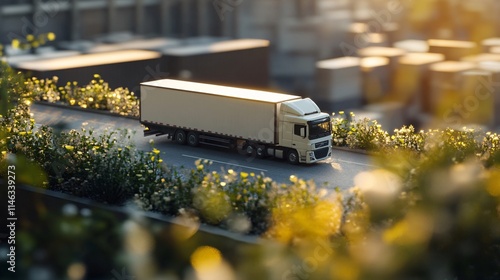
left=134, top=161, right=323, bottom=235
left=331, top=112, right=497, bottom=164
left=481, top=132, right=500, bottom=167
left=346, top=115, right=389, bottom=150
left=331, top=111, right=350, bottom=146
left=5, top=119, right=157, bottom=204
left=26, top=74, right=139, bottom=117
left=389, top=125, right=426, bottom=152
left=10, top=32, right=56, bottom=52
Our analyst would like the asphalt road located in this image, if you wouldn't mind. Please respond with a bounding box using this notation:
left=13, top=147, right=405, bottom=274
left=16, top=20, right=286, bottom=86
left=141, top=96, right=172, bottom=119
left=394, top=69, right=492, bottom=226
left=30, top=103, right=376, bottom=190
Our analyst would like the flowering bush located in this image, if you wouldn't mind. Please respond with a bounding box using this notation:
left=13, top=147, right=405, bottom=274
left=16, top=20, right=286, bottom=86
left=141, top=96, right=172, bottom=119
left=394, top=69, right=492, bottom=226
left=481, top=131, right=500, bottom=167
left=331, top=111, right=350, bottom=146
left=346, top=115, right=389, bottom=150
left=389, top=125, right=426, bottom=152
left=331, top=112, right=499, bottom=165
left=134, top=161, right=325, bottom=235
left=26, top=74, right=139, bottom=117
left=10, top=32, right=56, bottom=52
left=5, top=117, right=164, bottom=204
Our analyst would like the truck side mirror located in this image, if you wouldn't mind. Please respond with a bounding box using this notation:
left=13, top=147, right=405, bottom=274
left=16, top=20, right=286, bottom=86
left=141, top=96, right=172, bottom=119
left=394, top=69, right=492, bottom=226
left=300, top=127, right=306, bottom=138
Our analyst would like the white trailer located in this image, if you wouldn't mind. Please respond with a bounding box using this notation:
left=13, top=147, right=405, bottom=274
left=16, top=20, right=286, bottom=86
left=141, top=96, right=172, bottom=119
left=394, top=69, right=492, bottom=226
left=140, top=79, right=332, bottom=164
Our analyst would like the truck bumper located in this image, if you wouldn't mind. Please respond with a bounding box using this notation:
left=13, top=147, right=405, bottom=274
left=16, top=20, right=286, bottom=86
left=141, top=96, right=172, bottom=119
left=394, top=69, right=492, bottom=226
left=303, top=147, right=332, bottom=163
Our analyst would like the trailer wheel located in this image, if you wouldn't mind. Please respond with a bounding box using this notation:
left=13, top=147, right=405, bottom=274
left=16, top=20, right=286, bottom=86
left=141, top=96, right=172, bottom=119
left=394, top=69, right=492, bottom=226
left=187, top=132, right=199, bottom=147
left=256, top=145, right=266, bottom=158
left=174, top=130, right=187, bottom=145
left=287, top=149, right=299, bottom=164
left=244, top=144, right=256, bottom=157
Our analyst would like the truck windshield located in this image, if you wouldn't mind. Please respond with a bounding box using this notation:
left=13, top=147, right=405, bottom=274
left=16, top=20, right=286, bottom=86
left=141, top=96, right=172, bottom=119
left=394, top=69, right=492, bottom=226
left=308, top=117, right=331, bottom=140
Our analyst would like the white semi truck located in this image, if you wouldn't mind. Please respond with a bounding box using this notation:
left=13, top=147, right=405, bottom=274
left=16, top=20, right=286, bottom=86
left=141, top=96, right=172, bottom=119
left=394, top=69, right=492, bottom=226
left=140, top=79, right=332, bottom=164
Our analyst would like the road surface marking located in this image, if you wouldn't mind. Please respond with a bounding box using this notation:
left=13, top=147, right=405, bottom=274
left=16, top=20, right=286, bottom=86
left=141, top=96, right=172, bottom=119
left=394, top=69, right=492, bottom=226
left=182, top=154, right=268, bottom=172
left=335, top=159, right=376, bottom=168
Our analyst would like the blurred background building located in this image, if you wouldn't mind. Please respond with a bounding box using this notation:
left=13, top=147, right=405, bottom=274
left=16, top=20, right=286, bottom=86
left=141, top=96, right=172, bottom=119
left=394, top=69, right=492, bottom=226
left=2, top=0, right=500, bottom=130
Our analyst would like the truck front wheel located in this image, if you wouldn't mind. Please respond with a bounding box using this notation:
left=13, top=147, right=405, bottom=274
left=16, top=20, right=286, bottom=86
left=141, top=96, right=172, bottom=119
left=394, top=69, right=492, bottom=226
left=287, top=150, right=299, bottom=164
left=175, top=130, right=187, bottom=145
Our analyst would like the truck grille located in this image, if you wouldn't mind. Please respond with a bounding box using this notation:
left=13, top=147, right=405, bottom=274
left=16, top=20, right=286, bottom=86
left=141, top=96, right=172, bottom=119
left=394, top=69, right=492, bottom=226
left=314, top=147, right=330, bottom=159
left=315, top=140, right=329, bottom=148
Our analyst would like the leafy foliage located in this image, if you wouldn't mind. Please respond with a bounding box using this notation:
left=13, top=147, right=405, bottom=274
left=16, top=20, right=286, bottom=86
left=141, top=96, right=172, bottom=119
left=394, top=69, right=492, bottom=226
left=331, top=111, right=500, bottom=165
left=26, top=74, right=139, bottom=117
left=10, top=32, right=56, bottom=51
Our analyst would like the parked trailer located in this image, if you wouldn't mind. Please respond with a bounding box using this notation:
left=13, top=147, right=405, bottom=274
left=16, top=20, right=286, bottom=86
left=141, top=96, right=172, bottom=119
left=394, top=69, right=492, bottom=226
left=140, top=79, right=332, bottom=164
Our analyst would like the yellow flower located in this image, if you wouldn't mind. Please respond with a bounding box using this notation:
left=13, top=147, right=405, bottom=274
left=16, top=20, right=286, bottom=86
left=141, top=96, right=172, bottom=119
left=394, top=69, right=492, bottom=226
left=151, top=156, right=155, bottom=161
left=240, top=172, right=248, bottom=179
left=47, top=32, right=56, bottom=41
left=11, top=39, right=20, bottom=49
left=197, top=164, right=204, bottom=171
left=65, top=145, right=74, bottom=151
left=1, top=151, right=6, bottom=155
left=152, top=148, right=160, bottom=154
left=158, top=159, right=163, bottom=163
left=26, top=34, right=35, bottom=41
left=289, top=175, right=298, bottom=183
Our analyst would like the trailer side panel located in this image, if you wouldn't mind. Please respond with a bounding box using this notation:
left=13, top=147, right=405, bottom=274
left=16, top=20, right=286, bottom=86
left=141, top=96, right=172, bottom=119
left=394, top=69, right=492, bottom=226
left=141, top=85, right=280, bottom=144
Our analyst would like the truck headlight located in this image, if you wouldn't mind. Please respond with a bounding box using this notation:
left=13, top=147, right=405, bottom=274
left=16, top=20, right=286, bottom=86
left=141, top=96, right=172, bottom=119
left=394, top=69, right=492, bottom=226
left=309, top=151, right=315, bottom=161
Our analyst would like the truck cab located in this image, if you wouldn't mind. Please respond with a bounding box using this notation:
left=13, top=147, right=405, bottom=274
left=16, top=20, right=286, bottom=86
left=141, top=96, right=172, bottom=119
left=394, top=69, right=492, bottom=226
left=279, top=98, right=332, bottom=164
